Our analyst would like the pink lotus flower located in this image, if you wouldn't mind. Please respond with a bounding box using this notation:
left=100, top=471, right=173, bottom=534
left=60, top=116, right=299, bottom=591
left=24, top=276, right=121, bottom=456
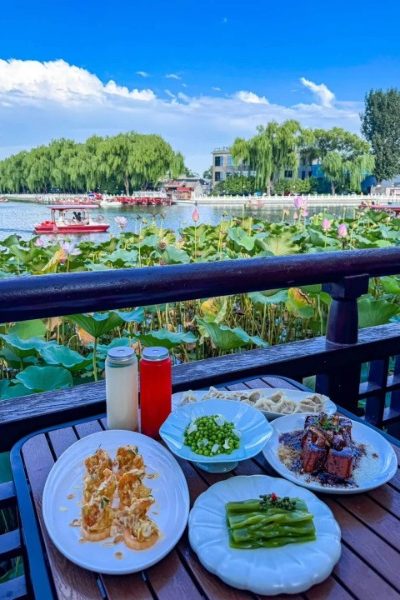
left=61, top=241, right=81, bottom=256
left=115, top=216, right=128, bottom=230
left=293, top=196, right=307, bottom=210
left=192, top=206, right=200, bottom=223
left=35, top=236, right=47, bottom=247
left=322, top=218, right=331, bottom=232
left=337, top=223, right=348, bottom=238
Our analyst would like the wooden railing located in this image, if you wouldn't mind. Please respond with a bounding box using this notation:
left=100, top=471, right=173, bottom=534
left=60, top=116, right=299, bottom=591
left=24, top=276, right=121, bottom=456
left=1, top=247, right=400, bottom=448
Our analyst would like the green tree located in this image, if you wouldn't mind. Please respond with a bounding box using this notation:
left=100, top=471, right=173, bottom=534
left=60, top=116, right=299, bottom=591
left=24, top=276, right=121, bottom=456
left=361, top=89, right=400, bottom=182
left=0, top=132, right=186, bottom=194
left=231, top=120, right=303, bottom=193
left=211, top=175, right=256, bottom=196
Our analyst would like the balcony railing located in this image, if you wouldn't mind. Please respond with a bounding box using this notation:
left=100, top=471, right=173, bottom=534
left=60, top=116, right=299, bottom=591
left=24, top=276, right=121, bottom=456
left=1, top=247, right=400, bottom=448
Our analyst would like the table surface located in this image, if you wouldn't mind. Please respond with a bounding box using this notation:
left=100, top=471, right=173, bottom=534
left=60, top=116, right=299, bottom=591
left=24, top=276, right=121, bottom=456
left=13, top=376, right=400, bottom=600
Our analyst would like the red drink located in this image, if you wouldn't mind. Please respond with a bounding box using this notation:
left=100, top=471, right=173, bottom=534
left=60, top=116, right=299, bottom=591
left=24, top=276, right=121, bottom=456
left=140, top=347, right=172, bottom=438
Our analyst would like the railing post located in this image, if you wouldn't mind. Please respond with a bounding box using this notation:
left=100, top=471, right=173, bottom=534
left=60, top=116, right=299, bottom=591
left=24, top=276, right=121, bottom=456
left=316, top=275, right=369, bottom=412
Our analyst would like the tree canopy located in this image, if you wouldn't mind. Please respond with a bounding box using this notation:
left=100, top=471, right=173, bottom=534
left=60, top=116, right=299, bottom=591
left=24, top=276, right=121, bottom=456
left=0, top=132, right=186, bottom=194
left=361, top=88, right=400, bottom=182
left=231, top=121, right=373, bottom=194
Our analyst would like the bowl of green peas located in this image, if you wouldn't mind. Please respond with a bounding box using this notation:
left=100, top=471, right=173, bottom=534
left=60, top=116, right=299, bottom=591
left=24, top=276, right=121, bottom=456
left=159, top=399, right=273, bottom=472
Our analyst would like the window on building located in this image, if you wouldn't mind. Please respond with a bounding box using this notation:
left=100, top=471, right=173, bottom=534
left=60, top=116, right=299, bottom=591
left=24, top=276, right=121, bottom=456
left=226, top=155, right=233, bottom=166
left=301, top=170, right=306, bottom=180
left=284, top=170, right=293, bottom=178
left=214, top=155, right=222, bottom=167
left=214, top=171, right=221, bottom=182
left=308, top=171, right=312, bottom=178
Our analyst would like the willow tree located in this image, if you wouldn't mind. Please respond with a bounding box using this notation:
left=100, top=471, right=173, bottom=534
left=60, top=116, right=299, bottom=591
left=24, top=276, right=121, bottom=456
left=321, top=152, right=345, bottom=194
left=0, top=132, right=186, bottom=194
left=232, top=120, right=302, bottom=193
left=322, top=151, right=375, bottom=193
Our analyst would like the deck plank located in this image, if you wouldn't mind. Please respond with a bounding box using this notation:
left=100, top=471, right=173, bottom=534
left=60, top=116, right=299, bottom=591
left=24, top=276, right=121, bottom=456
left=22, top=433, right=103, bottom=600
left=72, top=420, right=154, bottom=599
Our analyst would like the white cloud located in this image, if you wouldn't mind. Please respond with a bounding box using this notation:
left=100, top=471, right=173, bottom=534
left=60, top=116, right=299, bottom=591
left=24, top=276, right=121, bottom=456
left=165, top=73, right=181, bottom=80
left=300, top=77, right=335, bottom=107
left=136, top=70, right=150, bottom=78
left=212, top=86, right=222, bottom=92
left=164, top=89, right=176, bottom=99
left=0, top=58, right=155, bottom=103
left=0, top=59, right=363, bottom=172
left=235, top=91, right=269, bottom=105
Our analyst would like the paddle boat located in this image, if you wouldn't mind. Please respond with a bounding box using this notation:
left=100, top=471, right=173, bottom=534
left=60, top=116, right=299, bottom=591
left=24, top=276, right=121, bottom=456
left=34, top=205, right=109, bottom=234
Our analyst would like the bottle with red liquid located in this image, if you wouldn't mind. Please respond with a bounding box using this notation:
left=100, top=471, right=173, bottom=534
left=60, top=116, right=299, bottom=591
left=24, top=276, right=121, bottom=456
left=140, top=347, right=172, bottom=438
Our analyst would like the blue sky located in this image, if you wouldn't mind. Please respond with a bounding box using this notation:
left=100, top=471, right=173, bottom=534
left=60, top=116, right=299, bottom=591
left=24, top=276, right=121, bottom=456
left=1, top=0, right=399, bottom=171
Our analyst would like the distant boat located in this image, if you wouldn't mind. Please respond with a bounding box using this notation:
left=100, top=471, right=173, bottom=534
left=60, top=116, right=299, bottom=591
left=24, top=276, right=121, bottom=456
left=0, top=196, right=8, bottom=203
left=34, top=205, right=109, bottom=234
left=100, top=195, right=172, bottom=208
left=359, top=201, right=400, bottom=214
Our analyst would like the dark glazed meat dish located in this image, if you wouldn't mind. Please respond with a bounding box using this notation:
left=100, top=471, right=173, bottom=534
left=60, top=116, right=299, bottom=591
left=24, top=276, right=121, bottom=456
left=301, top=414, right=354, bottom=479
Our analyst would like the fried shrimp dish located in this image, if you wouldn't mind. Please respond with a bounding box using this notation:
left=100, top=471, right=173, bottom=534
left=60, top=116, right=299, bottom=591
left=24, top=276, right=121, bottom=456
left=79, top=445, right=159, bottom=551
left=120, top=498, right=159, bottom=550
left=115, top=445, right=145, bottom=474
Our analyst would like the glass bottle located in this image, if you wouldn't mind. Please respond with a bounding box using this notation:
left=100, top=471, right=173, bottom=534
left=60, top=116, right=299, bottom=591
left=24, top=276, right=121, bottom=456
left=105, top=346, right=138, bottom=430
left=140, top=347, right=172, bottom=438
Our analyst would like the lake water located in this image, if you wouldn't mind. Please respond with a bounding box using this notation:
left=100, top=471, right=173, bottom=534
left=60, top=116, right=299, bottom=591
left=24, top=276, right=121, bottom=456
left=0, top=200, right=355, bottom=241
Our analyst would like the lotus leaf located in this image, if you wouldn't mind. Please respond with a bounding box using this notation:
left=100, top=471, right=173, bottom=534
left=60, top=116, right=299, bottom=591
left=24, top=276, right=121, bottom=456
left=0, top=383, right=33, bottom=399
left=248, top=290, right=288, bottom=305
left=105, top=249, right=138, bottom=265
left=9, top=319, right=46, bottom=339
left=16, top=365, right=73, bottom=392
left=115, top=308, right=145, bottom=323
left=200, top=297, right=228, bottom=323
left=137, top=329, right=197, bottom=349
left=0, top=334, right=46, bottom=358
left=286, top=288, right=315, bottom=319
left=164, top=246, right=190, bottom=264
left=381, top=276, right=400, bottom=295
left=358, top=298, right=399, bottom=328
left=39, top=345, right=91, bottom=370
left=198, top=320, right=267, bottom=351
left=68, top=312, right=123, bottom=338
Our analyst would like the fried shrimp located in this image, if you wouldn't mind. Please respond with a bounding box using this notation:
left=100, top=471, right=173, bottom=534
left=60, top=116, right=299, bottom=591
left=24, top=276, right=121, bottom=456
left=81, top=498, right=114, bottom=541
left=83, top=467, right=116, bottom=502
left=117, top=471, right=150, bottom=507
left=84, top=449, right=112, bottom=476
left=118, top=498, right=159, bottom=550
left=76, top=445, right=159, bottom=550
left=115, top=445, right=144, bottom=474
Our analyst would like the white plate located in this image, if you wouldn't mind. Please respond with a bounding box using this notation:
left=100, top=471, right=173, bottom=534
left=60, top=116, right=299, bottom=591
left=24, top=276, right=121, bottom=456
left=189, top=475, right=341, bottom=595
left=263, top=414, right=398, bottom=494
left=159, top=399, right=273, bottom=464
left=42, top=430, right=190, bottom=575
left=172, top=388, right=336, bottom=420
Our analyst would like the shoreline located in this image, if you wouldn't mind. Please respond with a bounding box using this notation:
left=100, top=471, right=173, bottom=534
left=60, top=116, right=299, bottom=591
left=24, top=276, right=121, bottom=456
left=3, top=193, right=395, bottom=209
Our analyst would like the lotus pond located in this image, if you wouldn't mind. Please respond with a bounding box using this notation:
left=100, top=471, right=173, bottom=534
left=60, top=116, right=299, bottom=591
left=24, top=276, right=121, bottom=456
left=1, top=209, right=400, bottom=401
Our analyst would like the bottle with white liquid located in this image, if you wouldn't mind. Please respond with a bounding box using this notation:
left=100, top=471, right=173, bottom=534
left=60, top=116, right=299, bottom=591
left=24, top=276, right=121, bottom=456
left=105, top=346, right=138, bottom=430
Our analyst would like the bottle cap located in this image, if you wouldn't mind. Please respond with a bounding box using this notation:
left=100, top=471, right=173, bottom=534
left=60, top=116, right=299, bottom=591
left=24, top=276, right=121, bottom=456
left=107, top=346, right=136, bottom=365
left=142, top=346, right=169, bottom=361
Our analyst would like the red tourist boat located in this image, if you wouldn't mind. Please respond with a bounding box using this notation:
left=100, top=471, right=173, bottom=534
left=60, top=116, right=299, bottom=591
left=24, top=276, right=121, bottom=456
left=34, top=205, right=109, bottom=234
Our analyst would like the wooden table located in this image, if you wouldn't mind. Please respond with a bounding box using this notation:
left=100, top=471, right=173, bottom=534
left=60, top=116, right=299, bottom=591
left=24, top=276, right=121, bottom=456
left=11, top=376, right=400, bottom=600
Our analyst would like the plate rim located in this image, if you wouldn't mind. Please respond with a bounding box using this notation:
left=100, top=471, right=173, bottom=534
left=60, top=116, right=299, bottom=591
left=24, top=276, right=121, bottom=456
left=160, top=398, right=273, bottom=463
left=188, top=474, right=342, bottom=595
left=42, top=429, right=190, bottom=575
left=263, top=413, right=398, bottom=495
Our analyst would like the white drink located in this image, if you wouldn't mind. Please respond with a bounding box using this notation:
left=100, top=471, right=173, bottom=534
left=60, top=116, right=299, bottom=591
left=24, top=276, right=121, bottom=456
left=105, top=347, right=138, bottom=430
